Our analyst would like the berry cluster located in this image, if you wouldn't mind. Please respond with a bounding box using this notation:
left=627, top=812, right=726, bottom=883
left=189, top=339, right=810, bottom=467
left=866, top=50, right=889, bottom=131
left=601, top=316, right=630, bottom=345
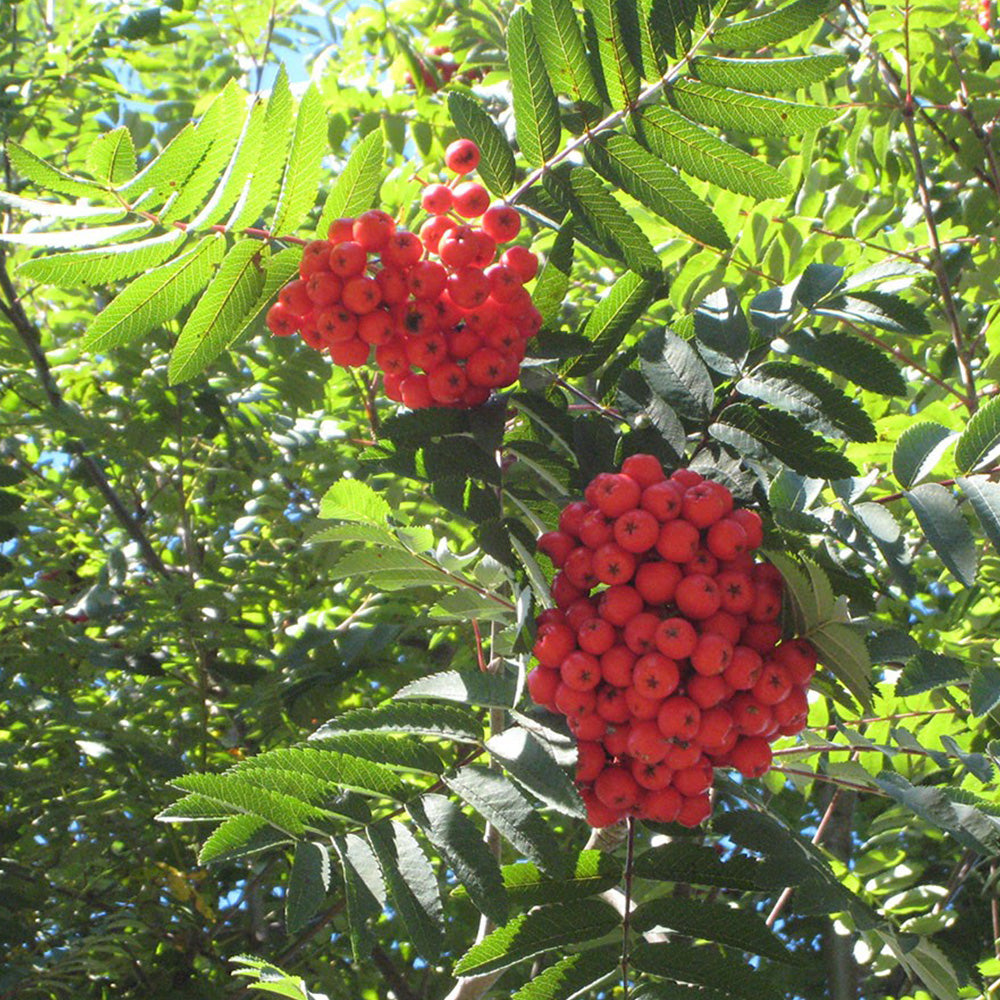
left=266, top=139, right=542, bottom=410
left=404, top=45, right=486, bottom=92
left=529, top=455, right=817, bottom=829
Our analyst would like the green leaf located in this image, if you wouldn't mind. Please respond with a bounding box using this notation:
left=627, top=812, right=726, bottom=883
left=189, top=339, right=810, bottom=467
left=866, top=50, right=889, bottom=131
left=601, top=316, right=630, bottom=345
left=905, top=483, right=978, bottom=586
left=319, top=479, right=391, bottom=524
left=116, top=122, right=212, bottom=210
left=286, top=842, right=330, bottom=934
left=508, top=7, right=562, bottom=167
left=639, top=326, right=715, bottom=421
left=0, top=221, right=153, bottom=249
left=713, top=0, right=831, bottom=48
left=219, top=243, right=302, bottom=348
left=453, top=901, right=620, bottom=976
left=396, top=669, right=517, bottom=708
left=448, top=93, right=516, bottom=196
left=957, top=475, right=1000, bottom=555
left=444, top=766, right=567, bottom=875
left=307, top=732, right=443, bottom=774
left=809, top=622, right=874, bottom=709
left=315, top=129, right=385, bottom=239
left=162, top=83, right=247, bottom=224
left=781, top=328, right=906, bottom=396
left=586, top=133, right=730, bottom=249
left=272, top=85, right=327, bottom=234
left=83, top=235, right=225, bottom=352
left=332, top=833, right=386, bottom=961
left=970, top=665, right=1000, bottom=717
left=763, top=551, right=835, bottom=633
left=667, top=79, right=839, bottom=136
left=169, top=773, right=323, bottom=837
left=565, top=270, right=658, bottom=376
left=956, top=395, right=1000, bottom=473
left=532, top=223, right=574, bottom=324
left=233, top=746, right=407, bottom=799
left=327, top=548, right=445, bottom=590
left=547, top=165, right=660, bottom=274
left=530, top=0, right=603, bottom=114
left=710, top=403, right=858, bottom=479
left=892, top=422, right=956, bottom=488
left=852, top=501, right=916, bottom=596
left=230, top=66, right=295, bottom=230
left=368, top=820, right=443, bottom=961
left=16, top=230, right=188, bottom=286
left=631, top=942, right=784, bottom=1000
left=408, top=793, right=509, bottom=926
left=510, top=945, right=620, bottom=1000
left=631, top=897, right=798, bottom=963
left=584, top=0, right=640, bottom=109
left=813, top=290, right=933, bottom=338
left=310, top=696, right=483, bottom=743
left=737, top=361, right=876, bottom=442
left=7, top=141, right=112, bottom=200
left=197, top=815, right=285, bottom=865
left=0, top=191, right=123, bottom=220
left=692, top=54, right=845, bottom=93
left=87, top=127, right=137, bottom=185
left=633, top=841, right=795, bottom=891
left=168, top=240, right=267, bottom=384
left=491, top=851, right=623, bottom=908
left=487, top=728, right=585, bottom=817
left=634, top=106, right=789, bottom=200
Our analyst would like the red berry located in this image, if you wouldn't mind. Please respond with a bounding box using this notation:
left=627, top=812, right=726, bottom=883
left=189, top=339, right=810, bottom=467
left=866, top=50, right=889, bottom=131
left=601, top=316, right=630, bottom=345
left=453, top=181, right=490, bottom=218
left=676, top=792, right=712, bottom=828
left=724, top=646, right=764, bottom=690
left=600, top=645, right=636, bottom=687
left=560, top=650, right=602, bottom=691
left=358, top=309, right=394, bottom=345
left=563, top=546, right=598, bottom=590
left=598, top=584, right=643, bottom=627
left=421, top=183, right=454, bottom=215
left=447, top=266, right=491, bottom=309
left=558, top=501, right=591, bottom=538
left=682, top=482, right=727, bottom=528
left=775, top=638, right=818, bottom=685
left=266, top=302, right=299, bottom=336
left=445, top=139, right=480, bottom=174
left=690, top=633, right=733, bottom=676
left=407, top=260, right=448, bottom=300
left=627, top=720, right=671, bottom=764
left=638, top=785, right=682, bottom=823
left=623, top=612, right=661, bottom=655
left=527, top=666, right=560, bottom=709
left=576, top=741, right=607, bottom=783
left=279, top=277, right=313, bottom=314
left=634, top=561, right=682, bottom=606
left=327, top=217, right=355, bottom=243
left=706, top=518, right=749, bottom=561
left=596, top=684, right=631, bottom=723
left=329, top=241, right=368, bottom=277
left=671, top=468, right=702, bottom=489
left=577, top=617, right=616, bottom=655
left=729, top=694, right=772, bottom=736
left=329, top=337, right=369, bottom=367
left=501, top=245, right=539, bottom=282
left=551, top=572, right=583, bottom=608
left=674, top=759, right=713, bottom=797
left=352, top=209, right=395, bottom=251
left=655, top=519, right=700, bottom=562
left=631, top=756, right=675, bottom=791
left=717, top=571, right=755, bottom=615
left=592, top=474, right=642, bottom=518
left=632, top=652, right=680, bottom=699
left=730, top=736, right=772, bottom=778
left=592, top=543, right=637, bottom=586
left=731, top=508, right=764, bottom=549
left=687, top=664, right=731, bottom=706
left=400, top=372, right=434, bottom=409
left=341, top=275, right=382, bottom=314
left=381, top=230, right=424, bottom=269
left=532, top=622, right=576, bottom=667
left=697, top=705, right=735, bottom=748
left=613, top=508, right=660, bottom=553
left=537, top=530, right=576, bottom=567
left=419, top=215, right=456, bottom=253
left=300, top=239, right=333, bottom=277
left=481, top=205, right=521, bottom=242
left=657, top=696, right=702, bottom=741
left=654, top=617, right=698, bottom=659
left=674, top=574, right=722, bottom=620
left=625, top=684, right=662, bottom=721
left=753, top=660, right=793, bottom=706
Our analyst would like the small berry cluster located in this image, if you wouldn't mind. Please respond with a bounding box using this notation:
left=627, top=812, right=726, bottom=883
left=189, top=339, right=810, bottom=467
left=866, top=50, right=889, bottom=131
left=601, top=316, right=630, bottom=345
left=529, top=454, right=817, bottom=829
left=404, top=45, right=486, bottom=92
left=266, top=140, right=542, bottom=410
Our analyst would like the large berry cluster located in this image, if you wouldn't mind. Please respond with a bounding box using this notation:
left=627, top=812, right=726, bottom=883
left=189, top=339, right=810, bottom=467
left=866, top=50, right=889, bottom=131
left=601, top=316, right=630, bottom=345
left=529, top=454, right=817, bottom=829
left=266, top=140, right=542, bottom=410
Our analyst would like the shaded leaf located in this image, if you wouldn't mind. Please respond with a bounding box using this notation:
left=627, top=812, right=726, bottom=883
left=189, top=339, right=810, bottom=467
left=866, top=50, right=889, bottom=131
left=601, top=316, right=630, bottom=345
left=957, top=475, right=1000, bottom=554
left=781, top=328, right=906, bottom=396
left=531, top=0, right=603, bottom=113
left=955, top=395, right=1000, bottom=473
left=970, top=665, right=1000, bottom=717
left=491, top=851, right=623, bottom=908
left=286, top=842, right=329, bottom=934
left=892, top=422, right=956, bottom=489
left=368, top=820, right=443, bottom=960
left=633, top=841, right=795, bottom=891
left=487, top=728, right=585, bottom=817
left=639, top=327, right=714, bottom=421
left=510, top=945, right=620, bottom=1000
left=814, top=291, right=933, bottom=338
left=905, top=483, right=978, bottom=586
left=809, top=622, right=874, bottom=709
left=396, top=668, right=517, bottom=708
left=532, top=222, right=574, bottom=324
left=444, top=766, right=567, bottom=875
left=584, top=0, right=640, bottom=109
left=408, top=794, right=508, bottom=926
left=710, top=403, right=858, bottom=479
left=453, top=901, right=620, bottom=976
left=631, top=941, right=784, bottom=999
left=693, top=288, right=749, bottom=376
left=312, top=702, right=482, bottom=743
left=332, top=833, right=386, bottom=961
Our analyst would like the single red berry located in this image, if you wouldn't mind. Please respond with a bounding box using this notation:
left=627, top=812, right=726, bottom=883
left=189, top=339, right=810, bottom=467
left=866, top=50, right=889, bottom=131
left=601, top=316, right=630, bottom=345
left=674, top=759, right=713, bottom=797
left=600, top=645, right=636, bottom=687
left=684, top=548, right=719, bottom=578
left=697, top=705, right=735, bottom=748
left=341, top=275, right=382, bottom=315
left=633, top=652, right=680, bottom=699
left=773, top=685, right=809, bottom=734
left=501, top=245, right=539, bottom=282
left=300, top=239, right=333, bottom=277
left=266, top=302, right=299, bottom=336
left=536, top=530, right=576, bottom=567
left=466, top=346, right=511, bottom=388
left=316, top=306, right=358, bottom=344
left=625, top=684, right=662, bottom=721
left=565, top=597, right=597, bottom=631
left=691, top=633, right=733, bottom=676
left=700, top=610, right=744, bottom=645
left=774, top=638, right=818, bottom=685
left=685, top=672, right=731, bottom=709
left=634, top=561, right=682, bottom=606
left=654, top=617, right=698, bottom=660
left=279, top=277, right=313, bottom=314
left=558, top=501, right=592, bottom=539
left=717, top=571, right=755, bottom=615
left=597, top=584, right=643, bottom=627
left=724, top=645, right=764, bottom=690
left=641, top=480, right=683, bottom=522
left=352, top=209, right=395, bottom=251
left=453, top=181, right=490, bottom=218
left=577, top=616, right=616, bottom=655
left=327, top=217, right=355, bottom=243
left=526, top=666, right=560, bottom=710
left=602, top=721, right=631, bottom=757
left=753, top=660, right=793, bottom=706
left=731, top=508, right=764, bottom=549
left=614, top=508, right=660, bottom=553
left=576, top=741, right=607, bottom=783
left=563, top=546, right=598, bottom=590
left=400, top=372, right=434, bottom=409
left=470, top=229, right=497, bottom=268
left=729, top=694, right=773, bottom=736
left=358, top=309, right=394, bottom=346
left=676, top=792, right=712, bottom=828
left=306, top=270, right=343, bottom=307
left=554, top=682, right=596, bottom=718
left=674, top=574, right=722, bottom=621
left=627, top=719, right=671, bottom=764
left=481, top=204, right=521, bottom=242
left=682, top=483, right=727, bottom=529
left=593, top=474, right=642, bottom=518
left=407, top=260, right=448, bottom=301
left=594, top=766, right=641, bottom=812
left=550, top=572, right=583, bottom=608
left=329, top=337, right=370, bottom=367
left=485, top=264, right=524, bottom=303
left=657, top=696, right=702, bottom=741
left=638, top=785, right=682, bottom=823
left=630, top=756, right=675, bottom=791
left=656, top=519, right=700, bottom=562
left=595, top=684, right=631, bottom=723
left=748, top=584, right=782, bottom=623
left=421, top=183, right=454, bottom=215
left=581, top=788, right=625, bottom=828
left=671, top=468, right=702, bottom=489
left=706, top=518, right=749, bottom=562
left=447, top=266, right=491, bottom=309
left=623, top=612, right=661, bottom=655
left=445, top=138, right=480, bottom=174
left=730, top=736, right=772, bottom=778
left=419, top=215, right=456, bottom=253
left=741, top=622, right=782, bottom=654
left=438, top=226, right=480, bottom=268
left=592, top=543, right=637, bottom=586
left=532, top=622, right=576, bottom=668
left=381, top=230, right=423, bottom=269
left=560, top=650, right=602, bottom=691
left=374, top=337, right=409, bottom=376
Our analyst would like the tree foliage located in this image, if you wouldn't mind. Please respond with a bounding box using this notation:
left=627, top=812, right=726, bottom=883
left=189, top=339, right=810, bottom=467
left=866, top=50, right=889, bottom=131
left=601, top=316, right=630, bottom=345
left=2, top=1, right=1000, bottom=999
